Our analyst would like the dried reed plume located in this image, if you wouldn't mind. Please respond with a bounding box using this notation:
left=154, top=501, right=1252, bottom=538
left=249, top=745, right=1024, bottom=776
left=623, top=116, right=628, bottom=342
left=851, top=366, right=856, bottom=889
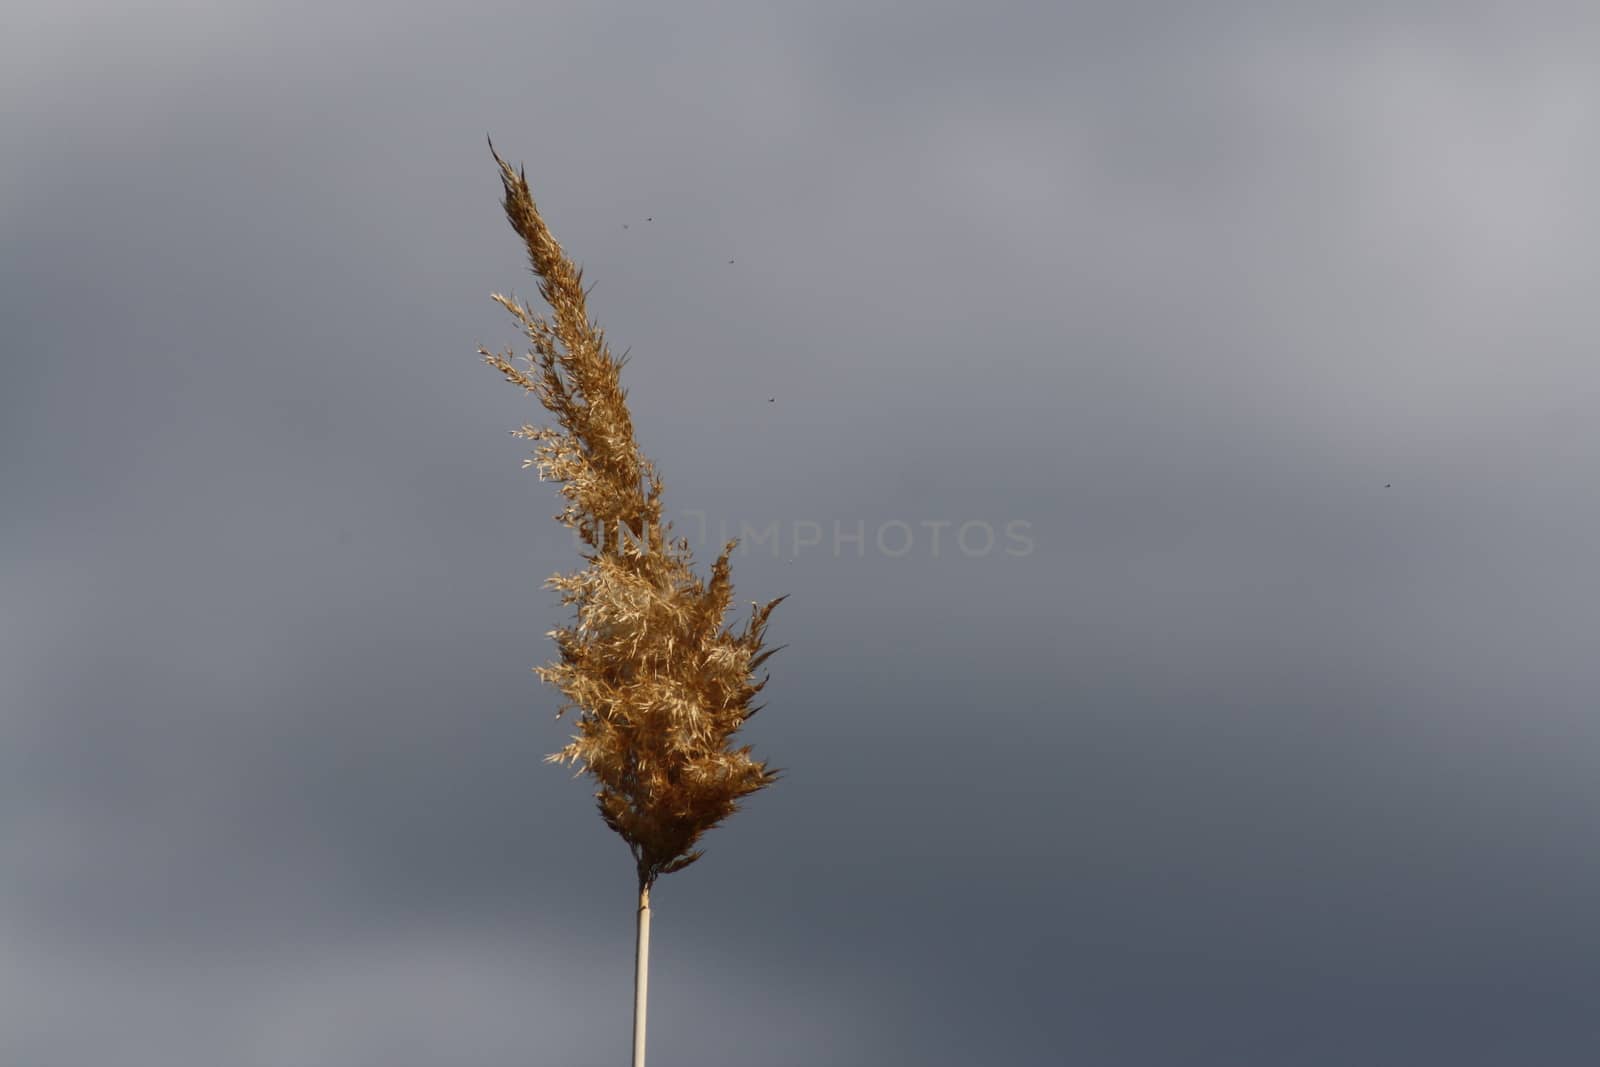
left=476, top=139, right=784, bottom=1067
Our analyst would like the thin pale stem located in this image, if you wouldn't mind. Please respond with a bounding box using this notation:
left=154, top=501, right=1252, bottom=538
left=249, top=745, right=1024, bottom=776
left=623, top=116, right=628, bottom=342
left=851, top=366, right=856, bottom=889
left=632, top=881, right=652, bottom=1067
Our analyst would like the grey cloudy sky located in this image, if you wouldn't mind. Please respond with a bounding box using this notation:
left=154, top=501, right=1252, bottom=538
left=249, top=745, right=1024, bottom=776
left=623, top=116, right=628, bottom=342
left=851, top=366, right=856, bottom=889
left=5, top=1, right=1600, bottom=1063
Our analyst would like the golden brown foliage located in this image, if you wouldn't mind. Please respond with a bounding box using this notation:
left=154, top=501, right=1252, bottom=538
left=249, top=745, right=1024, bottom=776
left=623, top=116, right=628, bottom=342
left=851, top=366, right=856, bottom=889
left=478, top=140, right=784, bottom=891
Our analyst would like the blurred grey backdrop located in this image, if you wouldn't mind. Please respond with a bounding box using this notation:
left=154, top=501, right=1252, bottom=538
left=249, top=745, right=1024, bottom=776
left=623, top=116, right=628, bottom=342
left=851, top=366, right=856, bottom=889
left=4, top=1, right=1599, bottom=1064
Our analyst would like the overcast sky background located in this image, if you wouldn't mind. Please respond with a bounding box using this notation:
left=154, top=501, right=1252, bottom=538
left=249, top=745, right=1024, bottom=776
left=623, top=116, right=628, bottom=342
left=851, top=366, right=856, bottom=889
left=5, top=1, right=1600, bottom=1064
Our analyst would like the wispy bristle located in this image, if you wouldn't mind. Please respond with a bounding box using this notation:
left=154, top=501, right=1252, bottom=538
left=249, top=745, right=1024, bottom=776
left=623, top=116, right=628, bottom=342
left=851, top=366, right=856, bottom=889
left=478, top=141, right=784, bottom=892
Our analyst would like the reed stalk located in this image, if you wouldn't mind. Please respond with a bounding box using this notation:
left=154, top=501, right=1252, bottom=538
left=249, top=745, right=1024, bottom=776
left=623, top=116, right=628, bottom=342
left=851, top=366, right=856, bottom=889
left=475, top=139, right=785, bottom=1067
